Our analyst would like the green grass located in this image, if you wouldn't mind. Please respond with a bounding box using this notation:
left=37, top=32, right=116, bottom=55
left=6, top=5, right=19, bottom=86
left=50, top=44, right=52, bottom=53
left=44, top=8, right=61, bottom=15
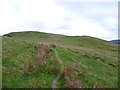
left=2, top=31, right=118, bottom=88
left=55, top=47, right=118, bottom=88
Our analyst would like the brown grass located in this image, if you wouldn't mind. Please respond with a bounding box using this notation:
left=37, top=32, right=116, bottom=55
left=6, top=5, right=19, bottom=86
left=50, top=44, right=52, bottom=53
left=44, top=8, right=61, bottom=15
left=35, top=43, right=50, bottom=68
left=52, top=57, right=58, bottom=64
left=64, top=79, right=82, bottom=88
left=46, top=64, right=60, bottom=74
left=61, top=64, right=76, bottom=77
left=50, top=44, right=56, bottom=48
left=35, top=43, right=61, bottom=74
left=60, top=64, right=83, bottom=88
left=29, top=61, right=36, bottom=68
left=22, top=65, right=29, bottom=75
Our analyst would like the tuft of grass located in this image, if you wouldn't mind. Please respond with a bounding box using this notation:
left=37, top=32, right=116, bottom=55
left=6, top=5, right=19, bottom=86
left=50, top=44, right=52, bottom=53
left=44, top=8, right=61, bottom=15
left=28, top=61, right=36, bottom=68
left=35, top=44, right=48, bottom=68
left=50, top=44, right=57, bottom=48
left=22, top=65, right=29, bottom=75
left=29, top=78, right=41, bottom=88
left=52, top=57, right=58, bottom=64
left=60, top=63, right=83, bottom=88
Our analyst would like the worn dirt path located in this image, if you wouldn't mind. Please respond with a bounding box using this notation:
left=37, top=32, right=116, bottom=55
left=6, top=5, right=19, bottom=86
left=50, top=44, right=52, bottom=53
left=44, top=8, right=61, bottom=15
left=52, top=49, right=63, bottom=89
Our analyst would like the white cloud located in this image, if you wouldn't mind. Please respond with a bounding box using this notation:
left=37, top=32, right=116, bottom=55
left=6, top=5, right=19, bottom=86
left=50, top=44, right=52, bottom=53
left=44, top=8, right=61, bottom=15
left=0, top=0, right=22, bottom=28
left=19, top=0, right=65, bottom=28
left=0, top=0, right=118, bottom=40
left=0, top=0, right=66, bottom=28
left=103, top=16, right=118, bottom=29
left=56, top=0, right=119, bottom=2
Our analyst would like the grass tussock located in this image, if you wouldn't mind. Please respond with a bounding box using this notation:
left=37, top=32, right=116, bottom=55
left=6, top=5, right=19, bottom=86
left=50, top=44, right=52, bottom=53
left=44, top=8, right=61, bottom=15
left=50, top=44, right=57, bottom=48
left=35, top=44, right=50, bottom=68
left=61, top=64, right=83, bottom=88
left=46, top=65, right=60, bottom=74
left=29, top=78, right=41, bottom=88
left=52, top=57, right=58, bottom=64
left=35, top=43, right=60, bottom=74
left=28, top=61, right=36, bottom=68
left=22, top=65, right=29, bottom=75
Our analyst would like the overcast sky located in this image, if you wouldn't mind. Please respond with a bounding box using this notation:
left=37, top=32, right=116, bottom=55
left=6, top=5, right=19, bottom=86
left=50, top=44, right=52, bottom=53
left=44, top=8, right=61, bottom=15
left=0, top=0, right=118, bottom=40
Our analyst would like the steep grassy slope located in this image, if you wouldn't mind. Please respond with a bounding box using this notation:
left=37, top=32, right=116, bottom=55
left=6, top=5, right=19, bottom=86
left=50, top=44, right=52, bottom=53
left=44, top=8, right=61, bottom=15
left=2, top=31, right=118, bottom=88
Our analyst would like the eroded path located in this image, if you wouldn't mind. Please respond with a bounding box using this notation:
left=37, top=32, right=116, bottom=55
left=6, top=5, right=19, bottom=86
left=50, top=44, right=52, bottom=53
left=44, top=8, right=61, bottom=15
left=52, top=49, right=63, bottom=89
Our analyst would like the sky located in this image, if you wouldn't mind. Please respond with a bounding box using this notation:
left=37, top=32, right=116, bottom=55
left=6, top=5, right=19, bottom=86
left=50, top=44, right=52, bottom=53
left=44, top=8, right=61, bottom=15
left=0, top=0, right=119, bottom=40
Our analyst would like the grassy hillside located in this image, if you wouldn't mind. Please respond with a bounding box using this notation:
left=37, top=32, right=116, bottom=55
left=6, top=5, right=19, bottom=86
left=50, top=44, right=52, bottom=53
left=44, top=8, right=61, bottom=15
left=2, top=31, right=118, bottom=88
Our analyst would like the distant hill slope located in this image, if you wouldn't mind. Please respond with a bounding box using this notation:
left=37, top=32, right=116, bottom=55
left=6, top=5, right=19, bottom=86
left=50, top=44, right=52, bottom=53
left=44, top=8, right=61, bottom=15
left=2, top=31, right=118, bottom=88
left=110, top=40, right=120, bottom=44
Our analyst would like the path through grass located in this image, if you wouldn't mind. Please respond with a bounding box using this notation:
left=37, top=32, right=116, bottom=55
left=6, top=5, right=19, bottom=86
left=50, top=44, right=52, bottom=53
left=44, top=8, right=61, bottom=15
left=52, top=49, right=63, bottom=88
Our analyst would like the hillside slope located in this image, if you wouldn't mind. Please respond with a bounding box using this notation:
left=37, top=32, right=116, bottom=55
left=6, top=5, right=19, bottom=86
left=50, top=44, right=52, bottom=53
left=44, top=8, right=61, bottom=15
left=2, top=31, right=118, bottom=88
